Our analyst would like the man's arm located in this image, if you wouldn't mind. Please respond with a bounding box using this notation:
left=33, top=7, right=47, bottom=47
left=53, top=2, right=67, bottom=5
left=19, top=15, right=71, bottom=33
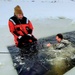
left=27, top=20, right=33, bottom=34
left=53, top=43, right=65, bottom=50
left=8, top=20, right=19, bottom=37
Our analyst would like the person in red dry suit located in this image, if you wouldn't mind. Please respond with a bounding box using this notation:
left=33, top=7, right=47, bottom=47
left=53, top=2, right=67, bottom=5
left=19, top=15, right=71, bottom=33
left=8, top=5, right=37, bottom=49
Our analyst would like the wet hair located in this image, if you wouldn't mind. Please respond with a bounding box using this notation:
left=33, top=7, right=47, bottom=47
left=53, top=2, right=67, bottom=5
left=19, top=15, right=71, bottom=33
left=56, top=33, right=63, bottom=40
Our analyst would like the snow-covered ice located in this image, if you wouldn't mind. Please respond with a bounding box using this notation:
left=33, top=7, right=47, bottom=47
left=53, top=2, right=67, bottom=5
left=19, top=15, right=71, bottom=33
left=64, top=67, right=75, bottom=75
left=0, top=0, right=75, bottom=75
left=1, top=0, right=75, bottom=26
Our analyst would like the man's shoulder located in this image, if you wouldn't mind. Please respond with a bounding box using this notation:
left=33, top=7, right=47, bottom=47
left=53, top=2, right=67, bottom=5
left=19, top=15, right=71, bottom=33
left=61, top=39, right=71, bottom=44
left=61, top=39, right=69, bottom=42
left=9, top=16, right=19, bottom=25
left=9, top=16, right=17, bottom=20
left=23, top=16, right=27, bottom=19
left=23, top=16, right=29, bottom=21
left=23, top=16, right=29, bottom=23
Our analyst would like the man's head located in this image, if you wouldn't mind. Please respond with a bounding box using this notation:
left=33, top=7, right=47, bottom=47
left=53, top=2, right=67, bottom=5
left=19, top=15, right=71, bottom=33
left=56, top=34, right=63, bottom=43
left=14, top=5, right=23, bottom=19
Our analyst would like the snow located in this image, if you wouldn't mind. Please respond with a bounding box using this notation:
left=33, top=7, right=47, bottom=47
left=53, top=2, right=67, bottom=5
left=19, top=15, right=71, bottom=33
left=64, top=67, right=75, bottom=75
left=0, top=0, right=75, bottom=75
left=0, top=0, right=75, bottom=26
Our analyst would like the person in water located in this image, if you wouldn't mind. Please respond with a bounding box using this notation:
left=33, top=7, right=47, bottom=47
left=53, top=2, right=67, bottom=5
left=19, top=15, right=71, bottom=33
left=47, top=33, right=71, bottom=50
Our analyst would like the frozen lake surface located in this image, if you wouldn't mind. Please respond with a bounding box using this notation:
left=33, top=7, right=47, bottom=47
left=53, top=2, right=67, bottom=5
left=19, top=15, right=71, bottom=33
left=0, top=0, right=75, bottom=75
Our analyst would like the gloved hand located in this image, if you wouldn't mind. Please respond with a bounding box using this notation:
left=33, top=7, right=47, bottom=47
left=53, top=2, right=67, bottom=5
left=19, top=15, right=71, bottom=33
left=27, top=34, right=32, bottom=37
left=18, top=36, right=22, bottom=40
